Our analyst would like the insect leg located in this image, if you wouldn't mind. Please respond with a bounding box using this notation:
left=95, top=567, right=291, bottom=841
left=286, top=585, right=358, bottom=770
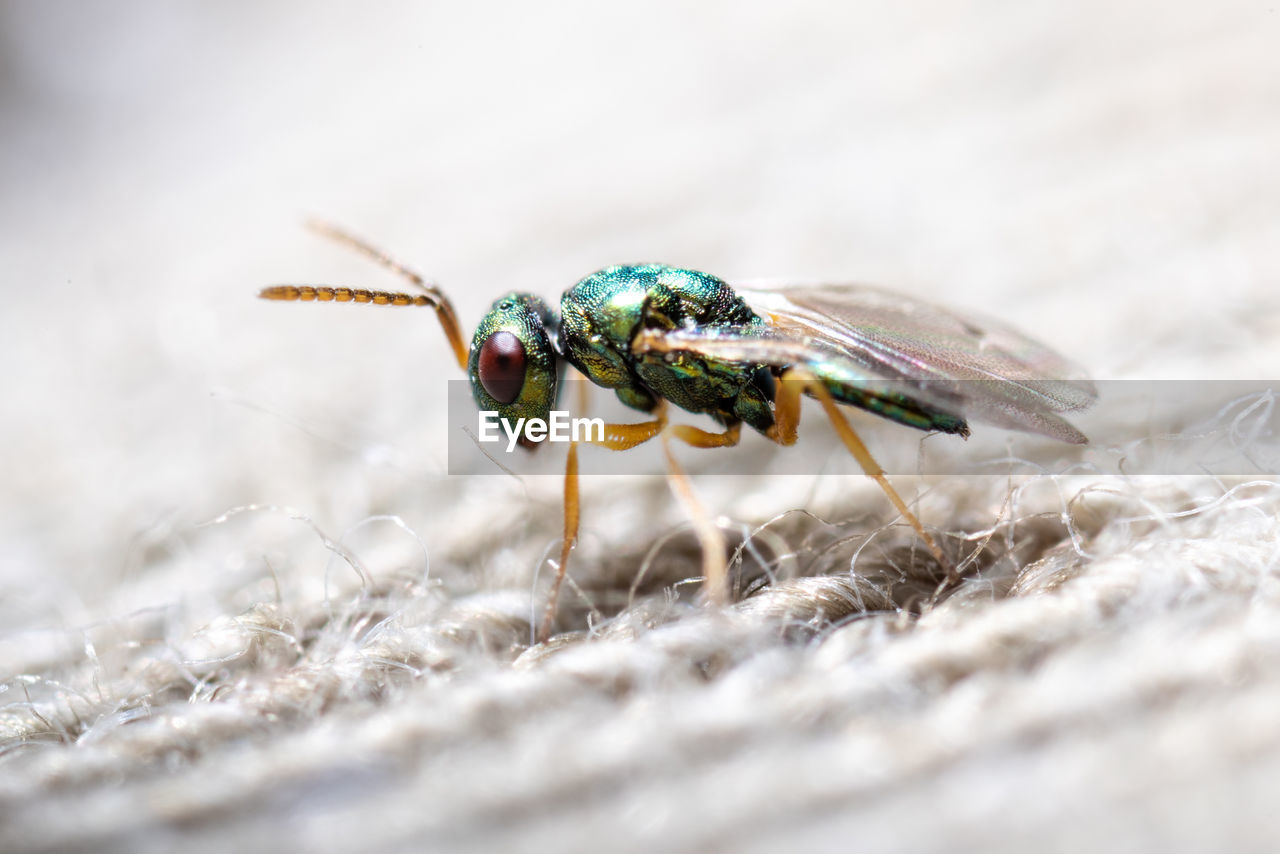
left=586, top=416, right=668, bottom=450
left=660, top=421, right=742, bottom=606
left=668, top=421, right=743, bottom=449
left=539, top=403, right=744, bottom=640
left=580, top=409, right=743, bottom=452
left=538, top=384, right=668, bottom=641
left=602, top=413, right=741, bottom=606
left=304, top=219, right=470, bottom=369
left=767, top=368, right=955, bottom=579
left=538, top=440, right=580, bottom=643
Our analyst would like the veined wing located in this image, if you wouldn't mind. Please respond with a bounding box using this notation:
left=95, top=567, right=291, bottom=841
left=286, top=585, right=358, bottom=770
left=640, top=282, right=1097, bottom=443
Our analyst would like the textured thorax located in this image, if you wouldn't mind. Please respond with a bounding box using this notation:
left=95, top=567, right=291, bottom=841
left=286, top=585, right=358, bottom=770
left=559, top=264, right=776, bottom=429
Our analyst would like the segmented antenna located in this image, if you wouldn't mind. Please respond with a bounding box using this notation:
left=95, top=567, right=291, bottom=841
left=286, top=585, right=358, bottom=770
left=259, top=285, right=434, bottom=306
left=259, top=221, right=470, bottom=369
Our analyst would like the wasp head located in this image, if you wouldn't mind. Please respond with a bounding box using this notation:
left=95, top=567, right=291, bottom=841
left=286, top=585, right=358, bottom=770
left=468, top=293, right=561, bottom=449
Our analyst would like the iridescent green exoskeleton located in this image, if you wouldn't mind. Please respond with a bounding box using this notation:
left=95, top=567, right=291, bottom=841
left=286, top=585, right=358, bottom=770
left=261, top=223, right=1096, bottom=641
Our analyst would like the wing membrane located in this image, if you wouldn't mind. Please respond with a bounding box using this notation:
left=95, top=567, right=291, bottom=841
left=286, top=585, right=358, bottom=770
left=642, top=283, right=1097, bottom=443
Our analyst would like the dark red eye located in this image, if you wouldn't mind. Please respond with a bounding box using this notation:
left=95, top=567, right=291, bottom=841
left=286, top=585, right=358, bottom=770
left=478, top=331, right=527, bottom=404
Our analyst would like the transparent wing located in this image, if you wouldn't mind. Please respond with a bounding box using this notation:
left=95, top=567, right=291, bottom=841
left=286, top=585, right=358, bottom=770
left=639, top=282, right=1097, bottom=443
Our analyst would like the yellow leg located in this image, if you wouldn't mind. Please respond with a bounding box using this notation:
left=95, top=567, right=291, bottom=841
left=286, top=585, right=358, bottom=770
left=662, top=419, right=741, bottom=604
left=590, top=417, right=668, bottom=451
left=669, top=421, right=742, bottom=449
left=660, top=431, right=731, bottom=605
left=538, top=395, right=666, bottom=641
left=538, top=441, right=580, bottom=643
left=538, top=398, right=745, bottom=641
left=767, top=368, right=954, bottom=578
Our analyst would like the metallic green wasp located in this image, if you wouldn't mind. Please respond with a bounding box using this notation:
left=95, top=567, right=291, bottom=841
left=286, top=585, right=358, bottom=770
left=262, top=223, right=1096, bottom=641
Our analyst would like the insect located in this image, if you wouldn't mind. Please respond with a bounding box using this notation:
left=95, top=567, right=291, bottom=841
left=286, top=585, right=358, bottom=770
left=261, top=223, right=1096, bottom=641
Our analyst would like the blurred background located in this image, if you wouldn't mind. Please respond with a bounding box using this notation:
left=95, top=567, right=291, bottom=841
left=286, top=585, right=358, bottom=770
left=2, top=1, right=1279, bottom=848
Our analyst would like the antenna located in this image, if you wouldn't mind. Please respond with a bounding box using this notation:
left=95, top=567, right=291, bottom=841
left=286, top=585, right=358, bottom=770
left=258, top=220, right=469, bottom=369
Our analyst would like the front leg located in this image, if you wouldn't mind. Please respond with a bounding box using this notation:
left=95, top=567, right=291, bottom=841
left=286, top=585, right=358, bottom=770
left=538, top=400, right=744, bottom=641
left=538, top=441, right=581, bottom=643
left=538, top=402, right=669, bottom=642
left=590, top=414, right=668, bottom=451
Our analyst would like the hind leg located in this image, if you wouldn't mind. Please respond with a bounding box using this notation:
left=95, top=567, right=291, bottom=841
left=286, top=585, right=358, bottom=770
left=766, top=368, right=955, bottom=579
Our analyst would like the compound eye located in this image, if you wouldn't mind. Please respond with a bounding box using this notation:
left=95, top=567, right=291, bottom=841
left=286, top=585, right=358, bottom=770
left=477, top=331, right=527, bottom=404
